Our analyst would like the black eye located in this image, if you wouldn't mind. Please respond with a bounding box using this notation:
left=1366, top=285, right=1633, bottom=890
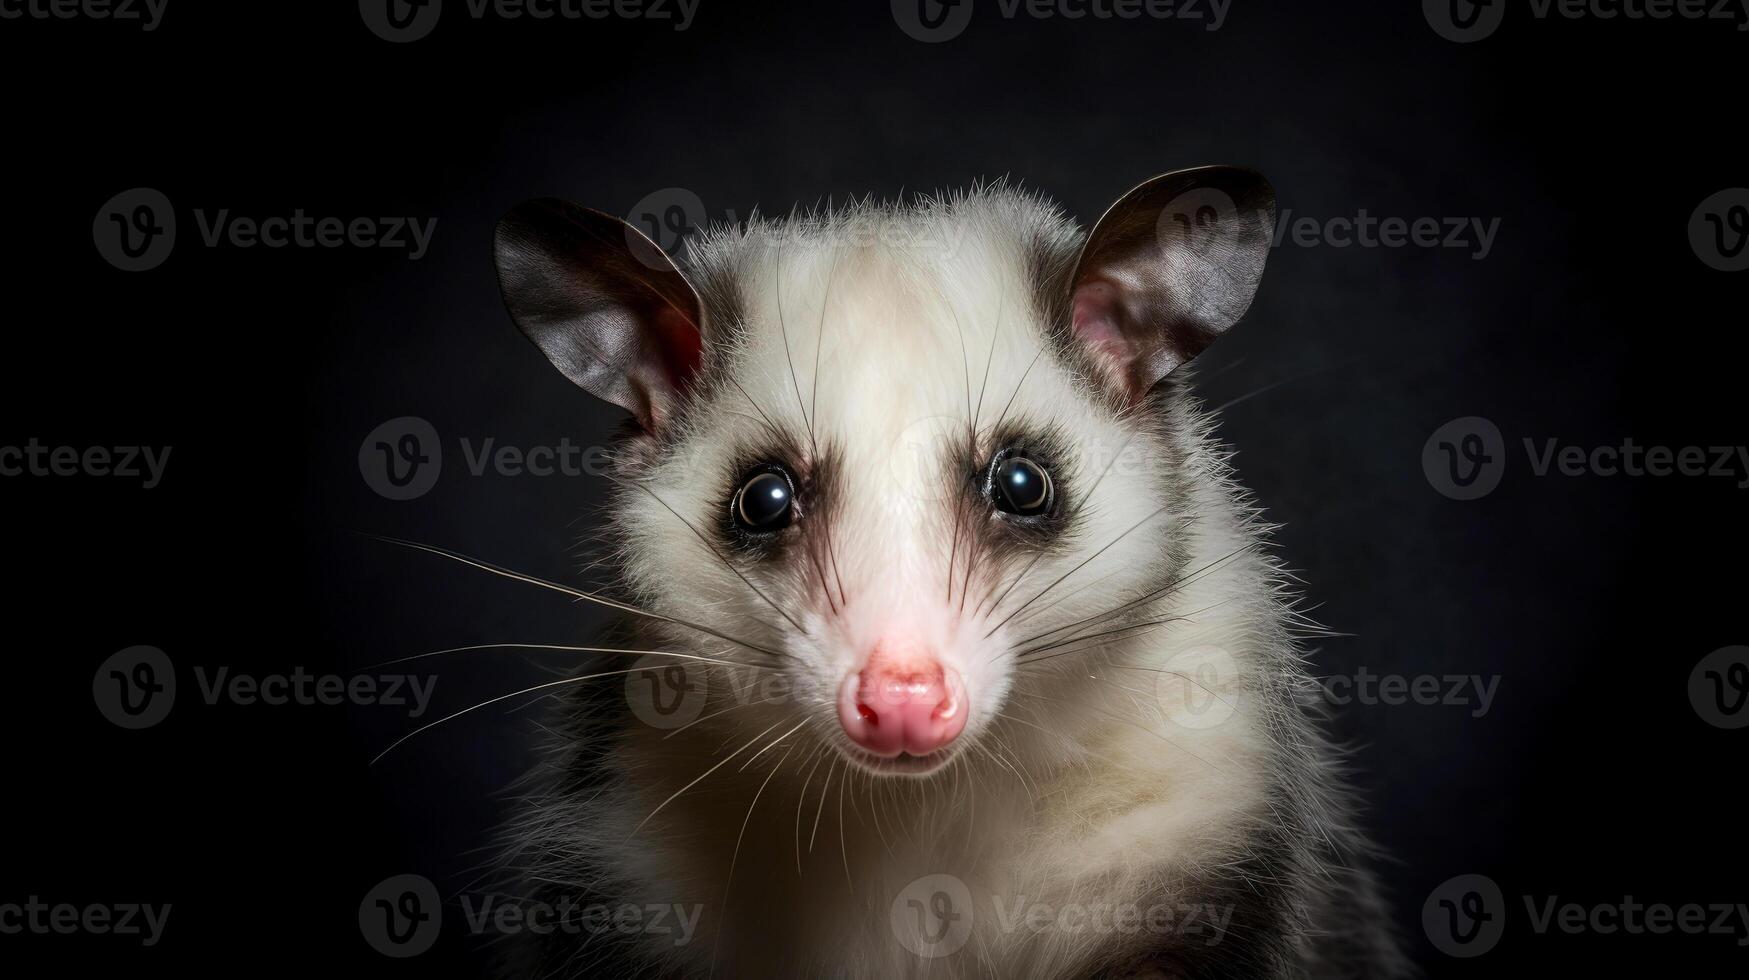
left=990, top=453, right=1054, bottom=516
left=732, top=467, right=795, bottom=532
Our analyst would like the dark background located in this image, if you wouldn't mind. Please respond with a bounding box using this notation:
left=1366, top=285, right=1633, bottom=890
left=3, top=0, right=1744, bottom=975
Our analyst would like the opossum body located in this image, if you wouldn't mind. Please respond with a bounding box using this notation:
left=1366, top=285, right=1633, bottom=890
left=488, top=169, right=1411, bottom=978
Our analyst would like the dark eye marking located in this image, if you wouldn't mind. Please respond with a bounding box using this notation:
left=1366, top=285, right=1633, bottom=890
left=731, top=464, right=796, bottom=533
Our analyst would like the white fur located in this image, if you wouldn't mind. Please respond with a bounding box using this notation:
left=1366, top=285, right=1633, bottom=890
left=504, top=186, right=1405, bottom=979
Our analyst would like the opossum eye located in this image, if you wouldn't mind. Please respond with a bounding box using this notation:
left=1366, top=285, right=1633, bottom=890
left=989, top=452, right=1054, bottom=517
left=733, top=466, right=795, bottom=532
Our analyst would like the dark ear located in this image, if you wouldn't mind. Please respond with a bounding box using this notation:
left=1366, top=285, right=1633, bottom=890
left=494, top=199, right=704, bottom=433
left=1068, top=166, right=1275, bottom=404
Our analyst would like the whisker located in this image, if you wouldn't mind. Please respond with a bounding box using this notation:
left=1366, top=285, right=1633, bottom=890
left=357, top=643, right=773, bottom=672
left=1008, top=689, right=1233, bottom=776
left=772, top=239, right=814, bottom=448
left=616, top=480, right=808, bottom=634
left=364, top=534, right=789, bottom=662
left=629, top=716, right=807, bottom=839
left=971, top=288, right=1005, bottom=436
left=711, top=740, right=796, bottom=980
left=975, top=428, right=1148, bottom=622
left=836, top=756, right=852, bottom=890
left=662, top=695, right=785, bottom=740
left=806, top=243, right=845, bottom=455
left=1209, top=359, right=1353, bottom=414
left=810, top=754, right=836, bottom=855
left=984, top=505, right=1172, bottom=638
left=370, top=664, right=662, bottom=765
left=982, top=346, right=1044, bottom=442
left=1017, top=617, right=1190, bottom=661
left=793, top=745, right=831, bottom=875
left=1016, top=547, right=1249, bottom=649
left=729, top=378, right=786, bottom=443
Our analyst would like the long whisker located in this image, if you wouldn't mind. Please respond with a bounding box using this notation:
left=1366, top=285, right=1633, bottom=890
left=617, top=479, right=807, bottom=634
left=629, top=717, right=808, bottom=839
left=983, top=346, right=1044, bottom=441
left=712, top=741, right=796, bottom=980
left=1008, top=568, right=1124, bottom=629
left=976, top=428, right=1149, bottom=622
left=984, top=505, right=1172, bottom=638
left=768, top=240, right=850, bottom=615
left=971, top=288, right=1004, bottom=436
left=1016, top=618, right=1186, bottom=665
left=836, top=756, right=852, bottom=889
left=357, top=643, right=773, bottom=672
left=810, top=246, right=841, bottom=437
left=729, top=378, right=786, bottom=443
left=662, top=695, right=785, bottom=740
left=1008, top=689, right=1232, bottom=776
left=948, top=282, right=1011, bottom=609
left=1016, top=547, right=1249, bottom=649
left=773, top=239, right=814, bottom=447
left=793, top=745, right=830, bottom=874
left=810, top=754, right=836, bottom=855
left=364, top=534, right=789, bottom=661
left=370, top=665, right=658, bottom=764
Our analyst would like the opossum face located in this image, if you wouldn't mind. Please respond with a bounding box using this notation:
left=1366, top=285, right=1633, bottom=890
left=495, top=170, right=1274, bottom=776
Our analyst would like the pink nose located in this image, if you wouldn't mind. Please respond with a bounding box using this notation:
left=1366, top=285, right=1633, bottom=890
left=837, top=652, right=967, bottom=757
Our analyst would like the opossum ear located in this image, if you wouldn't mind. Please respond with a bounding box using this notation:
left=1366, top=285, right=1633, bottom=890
left=1068, top=166, right=1275, bottom=404
left=494, top=199, right=704, bottom=433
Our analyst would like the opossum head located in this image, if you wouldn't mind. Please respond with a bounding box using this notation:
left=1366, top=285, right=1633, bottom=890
left=494, top=168, right=1273, bottom=777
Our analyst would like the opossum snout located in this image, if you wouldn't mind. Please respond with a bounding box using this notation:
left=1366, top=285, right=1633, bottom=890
left=836, top=644, right=967, bottom=760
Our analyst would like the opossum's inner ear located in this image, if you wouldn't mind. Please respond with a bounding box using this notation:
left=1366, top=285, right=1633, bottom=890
left=494, top=198, right=704, bottom=433
left=1068, top=166, right=1275, bottom=405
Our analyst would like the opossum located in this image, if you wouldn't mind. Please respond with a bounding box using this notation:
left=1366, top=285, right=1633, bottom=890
left=483, top=167, right=1412, bottom=978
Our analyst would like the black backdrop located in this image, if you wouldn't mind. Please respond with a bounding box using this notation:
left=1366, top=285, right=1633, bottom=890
left=3, top=0, right=1745, bottom=975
